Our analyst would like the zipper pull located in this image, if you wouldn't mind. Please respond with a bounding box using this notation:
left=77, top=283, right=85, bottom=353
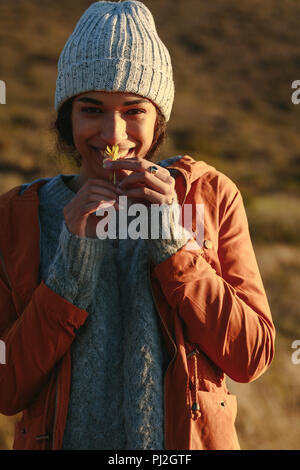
left=188, top=349, right=201, bottom=420
left=191, top=402, right=201, bottom=420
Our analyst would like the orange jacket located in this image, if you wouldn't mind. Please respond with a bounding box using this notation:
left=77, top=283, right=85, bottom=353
left=0, top=155, right=275, bottom=450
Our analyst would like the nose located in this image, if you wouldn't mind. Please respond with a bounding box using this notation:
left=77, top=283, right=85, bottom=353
left=100, top=112, right=127, bottom=147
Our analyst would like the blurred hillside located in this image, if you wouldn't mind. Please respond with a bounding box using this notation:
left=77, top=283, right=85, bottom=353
left=0, top=0, right=299, bottom=450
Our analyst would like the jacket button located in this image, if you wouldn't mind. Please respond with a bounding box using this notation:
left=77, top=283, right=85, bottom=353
left=204, top=239, right=212, bottom=249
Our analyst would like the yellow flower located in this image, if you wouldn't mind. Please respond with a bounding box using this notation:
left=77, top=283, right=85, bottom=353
left=105, top=145, right=120, bottom=184
left=105, top=144, right=119, bottom=160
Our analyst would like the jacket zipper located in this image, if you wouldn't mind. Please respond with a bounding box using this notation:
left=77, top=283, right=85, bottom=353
left=148, top=167, right=195, bottom=429
left=148, top=264, right=177, bottom=371
left=187, top=349, right=201, bottom=420
left=147, top=165, right=184, bottom=365
left=169, top=164, right=201, bottom=419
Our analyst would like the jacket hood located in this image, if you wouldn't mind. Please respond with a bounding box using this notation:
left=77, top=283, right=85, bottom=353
left=160, top=155, right=217, bottom=200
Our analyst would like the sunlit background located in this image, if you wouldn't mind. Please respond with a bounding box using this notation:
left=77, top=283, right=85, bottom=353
left=0, top=0, right=299, bottom=450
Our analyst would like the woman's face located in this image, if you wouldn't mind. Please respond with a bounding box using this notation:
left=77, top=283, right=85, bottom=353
left=71, top=90, right=158, bottom=180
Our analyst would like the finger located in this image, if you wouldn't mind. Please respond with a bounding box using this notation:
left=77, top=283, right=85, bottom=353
left=120, top=186, right=173, bottom=205
left=81, top=185, right=120, bottom=201
left=95, top=199, right=117, bottom=211
left=103, top=157, right=168, bottom=180
left=114, top=168, right=133, bottom=183
left=103, top=157, right=146, bottom=173
left=118, top=171, right=171, bottom=195
left=79, top=178, right=120, bottom=195
left=77, top=196, right=118, bottom=216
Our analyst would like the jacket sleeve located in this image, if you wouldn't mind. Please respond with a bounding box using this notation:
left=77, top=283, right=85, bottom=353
left=0, top=221, right=104, bottom=416
left=150, top=181, right=275, bottom=383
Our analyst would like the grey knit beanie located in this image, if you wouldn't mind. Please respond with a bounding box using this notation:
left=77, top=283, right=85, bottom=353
left=54, top=0, right=174, bottom=121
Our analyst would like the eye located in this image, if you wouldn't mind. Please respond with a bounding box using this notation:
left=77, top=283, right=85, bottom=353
left=81, top=107, right=103, bottom=114
left=125, top=108, right=145, bottom=115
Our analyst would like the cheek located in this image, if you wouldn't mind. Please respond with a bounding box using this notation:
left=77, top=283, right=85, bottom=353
left=71, top=115, right=82, bottom=147
left=139, top=118, right=157, bottom=149
left=72, top=116, right=95, bottom=147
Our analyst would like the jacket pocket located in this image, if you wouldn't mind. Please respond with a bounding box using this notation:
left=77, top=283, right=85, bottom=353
left=190, top=390, right=240, bottom=450
left=13, top=414, right=50, bottom=450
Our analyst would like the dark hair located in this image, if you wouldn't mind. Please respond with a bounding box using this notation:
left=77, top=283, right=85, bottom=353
left=53, top=96, right=167, bottom=167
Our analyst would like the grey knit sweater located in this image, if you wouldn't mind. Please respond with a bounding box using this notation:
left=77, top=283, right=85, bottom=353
left=20, top=157, right=191, bottom=450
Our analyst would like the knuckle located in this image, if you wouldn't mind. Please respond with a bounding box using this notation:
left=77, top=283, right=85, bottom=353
left=168, top=175, right=175, bottom=186
left=140, top=186, right=149, bottom=195
left=86, top=193, right=94, bottom=202
left=142, top=172, right=149, bottom=182
left=137, top=157, right=146, bottom=168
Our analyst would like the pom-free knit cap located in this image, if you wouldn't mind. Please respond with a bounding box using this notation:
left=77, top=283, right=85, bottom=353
left=54, top=0, right=175, bottom=121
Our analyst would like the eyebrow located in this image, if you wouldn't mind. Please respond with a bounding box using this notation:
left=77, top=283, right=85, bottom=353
left=76, top=97, right=149, bottom=106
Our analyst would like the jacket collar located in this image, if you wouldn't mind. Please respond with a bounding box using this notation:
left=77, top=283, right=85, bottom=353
left=165, top=155, right=216, bottom=205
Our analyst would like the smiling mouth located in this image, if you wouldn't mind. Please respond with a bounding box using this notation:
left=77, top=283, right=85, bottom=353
left=92, top=147, right=136, bottom=159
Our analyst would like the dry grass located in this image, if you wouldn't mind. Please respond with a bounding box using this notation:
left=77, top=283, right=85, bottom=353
left=228, top=339, right=300, bottom=450
left=0, top=414, right=20, bottom=450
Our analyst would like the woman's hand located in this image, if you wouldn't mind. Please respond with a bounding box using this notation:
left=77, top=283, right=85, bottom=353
left=103, top=157, right=175, bottom=205
left=63, top=178, right=122, bottom=238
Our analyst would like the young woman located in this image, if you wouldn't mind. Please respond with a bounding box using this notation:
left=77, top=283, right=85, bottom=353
left=0, top=1, right=275, bottom=450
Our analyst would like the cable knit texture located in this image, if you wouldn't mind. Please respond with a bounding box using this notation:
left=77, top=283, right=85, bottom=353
left=19, top=157, right=190, bottom=449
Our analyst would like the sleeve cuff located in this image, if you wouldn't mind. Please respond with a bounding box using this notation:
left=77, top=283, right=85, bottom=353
left=45, top=220, right=104, bottom=309
left=146, top=191, right=193, bottom=265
